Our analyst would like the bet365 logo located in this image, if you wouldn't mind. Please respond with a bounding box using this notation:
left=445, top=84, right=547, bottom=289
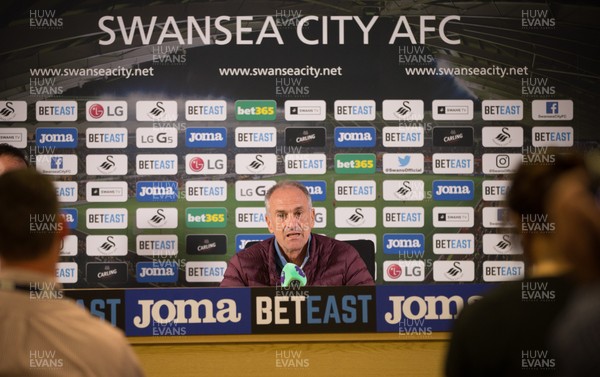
left=235, top=100, right=276, bottom=121
left=186, top=208, right=227, bottom=228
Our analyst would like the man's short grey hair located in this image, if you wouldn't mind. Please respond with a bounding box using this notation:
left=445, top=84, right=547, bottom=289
left=265, top=180, right=312, bottom=212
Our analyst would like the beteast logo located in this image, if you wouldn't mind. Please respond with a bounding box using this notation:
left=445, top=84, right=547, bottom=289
left=299, top=181, right=326, bottom=202
left=54, top=182, right=77, bottom=203
left=382, top=180, right=425, bottom=201
left=86, top=101, right=127, bottom=121
left=137, top=235, right=178, bottom=257
left=86, top=128, right=128, bottom=149
left=432, top=153, right=474, bottom=174
left=56, top=262, right=77, bottom=284
left=532, top=127, right=573, bottom=147
left=481, top=100, right=523, bottom=121
left=86, top=235, right=128, bottom=256
left=285, top=127, right=326, bottom=148
left=186, top=154, right=227, bottom=175
left=235, top=154, right=277, bottom=175
left=433, top=207, right=474, bottom=228
left=433, top=233, right=474, bottom=255
left=86, top=208, right=127, bottom=230
left=136, top=101, right=178, bottom=121
left=236, top=180, right=276, bottom=202
left=235, top=207, right=266, bottom=228
left=0, top=101, right=27, bottom=122
left=382, top=100, right=424, bottom=121
left=186, top=127, right=227, bottom=148
left=432, top=180, right=474, bottom=201
left=285, top=154, right=326, bottom=175
left=136, top=154, right=178, bottom=175
left=383, top=261, right=425, bottom=282
left=383, top=207, right=425, bottom=228
left=284, top=100, right=326, bottom=121
left=334, top=127, right=376, bottom=148
left=185, top=181, right=227, bottom=202
left=432, top=100, right=473, bottom=120
left=483, top=261, right=524, bottom=282
left=382, top=126, right=423, bottom=147
left=35, top=154, right=78, bottom=175
left=334, top=180, right=376, bottom=201
left=334, top=100, right=376, bottom=121
left=334, top=207, right=376, bottom=228
left=482, top=180, right=511, bottom=201
left=531, top=99, right=573, bottom=120
left=136, top=127, right=177, bottom=148
left=235, top=234, right=272, bottom=252
left=136, top=181, right=178, bottom=202
left=482, top=127, right=524, bottom=148
left=86, top=263, right=128, bottom=284
left=433, top=261, right=474, bottom=282
left=482, top=153, right=521, bottom=174
left=36, top=101, right=77, bottom=121
left=186, top=235, right=227, bottom=255
left=383, top=234, right=425, bottom=255
left=86, top=181, right=128, bottom=202
left=185, top=261, right=228, bottom=283
left=432, top=127, right=473, bottom=147
left=382, top=153, right=424, bottom=174
left=136, top=261, right=179, bottom=283
left=0, top=128, right=27, bottom=148
left=235, top=127, right=276, bottom=148
left=185, top=100, right=227, bottom=121
left=137, top=208, right=178, bottom=229
left=235, top=100, right=276, bottom=121
left=86, top=154, right=128, bottom=176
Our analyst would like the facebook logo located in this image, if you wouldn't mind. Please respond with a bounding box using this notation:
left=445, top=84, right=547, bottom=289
left=546, top=101, right=559, bottom=114
left=51, top=157, right=63, bottom=169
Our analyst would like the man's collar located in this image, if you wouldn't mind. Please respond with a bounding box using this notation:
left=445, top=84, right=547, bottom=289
left=274, top=234, right=311, bottom=269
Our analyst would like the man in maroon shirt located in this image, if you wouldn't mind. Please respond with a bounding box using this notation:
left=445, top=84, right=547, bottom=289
left=220, top=180, right=374, bottom=287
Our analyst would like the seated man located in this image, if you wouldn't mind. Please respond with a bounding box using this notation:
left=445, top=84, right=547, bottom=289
left=220, top=180, right=374, bottom=286
left=0, top=169, right=145, bottom=376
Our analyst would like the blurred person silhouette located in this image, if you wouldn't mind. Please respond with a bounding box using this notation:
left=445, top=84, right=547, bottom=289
left=0, top=143, right=28, bottom=174
left=550, top=151, right=600, bottom=376
left=445, top=152, right=591, bottom=377
left=0, top=169, right=145, bottom=376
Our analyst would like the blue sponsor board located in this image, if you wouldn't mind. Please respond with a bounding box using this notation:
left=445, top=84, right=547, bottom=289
left=136, top=181, right=178, bottom=202
left=125, top=288, right=251, bottom=336
left=36, top=127, right=78, bottom=148
left=235, top=234, right=273, bottom=252
left=299, top=180, right=326, bottom=202
left=432, top=180, right=474, bottom=201
left=383, top=234, right=425, bottom=255
left=60, top=208, right=78, bottom=229
left=334, top=127, right=376, bottom=148
left=186, top=127, right=227, bottom=148
left=136, top=261, right=179, bottom=283
left=376, top=284, right=493, bottom=332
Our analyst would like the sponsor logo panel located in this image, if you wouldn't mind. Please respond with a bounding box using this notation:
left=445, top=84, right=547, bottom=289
left=136, top=101, right=178, bottom=121
left=432, top=180, right=474, bottom=201
left=136, top=208, right=178, bottom=229
left=186, top=235, right=227, bottom=255
left=433, top=207, right=474, bottom=228
left=334, top=127, right=376, bottom=148
left=136, top=127, right=177, bottom=148
left=136, top=261, right=179, bottom=283
left=532, top=127, right=573, bottom=147
left=299, top=180, right=326, bottom=202
left=35, top=154, right=78, bottom=175
left=481, top=127, right=524, bottom=147
left=432, top=153, right=474, bottom=174
left=235, top=153, right=277, bottom=175
left=482, top=180, right=511, bottom=201
left=313, top=207, right=327, bottom=229
left=531, top=99, right=573, bottom=120
left=36, top=101, right=77, bottom=121
left=136, top=181, right=178, bottom=202
left=382, top=153, right=424, bottom=174
left=235, top=234, right=272, bottom=252
left=433, top=234, right=474, bottom=254
left=185, top=181, right=227, bottom=202
left=86, top=181, right=128, bottom=202
left=86, top=154, right=128, bottom=176
left=334, top=154, right=376, bottom=174
left=235, top=100, right=276, bottom=121
left=87, top=208, right=127, bottom=231
left=381, top=100, right=424, bottom=121
left=186, top=127, right=227, bottom=148
left=334, top=100, right=376, bottom=121
left=185, top=100, right=227, bottom=121
left=86, top=101, right=127, bottom=122
left=285, top=154, right=326, bottom=175
left=86, top=128, right=128, bottom=149
left=186, top=154, right=227, bottom=175
left=86, top=262, right=128, bottom=284
left=335, top=207, right=376, bottom=228
left=482, top=207, right=513, bottom=228
left=235, top=180, right=276, bottom=202
left=432, top=100, right=473, bottom=120
left=433, top=261, right=475, bottom=282
left=235, top=127, right=276, bottom=148
left=383, top=234, right=425, bottom=255
left=136, top=154, right=178, bottom=175
left=284, top=100, right=326, bottom=121
left=382, top=126, right=423, bottom=147
left=137, top=235, right=178, bottom=256
left=235, top=207, right=266, bottom=228
left=481, top=100, right=523, bottom=121
left=482, top=153, right=522, bottom=174
left=334, top=180, right=376, bottom=201
left=383, top=207, right=425, bottom=228
left=284, top=127, right=326, bottom=148
left=186, top=208, right=227, bottom=228
left=383, top=261, right=425, bottom=282
left=59, top=235, right=78, bottom=256
left=483, top=261, right=525, bottom=282
left=185, top=261, right=227, bottom=283
left=0, top=101, right=27, bottom=122
left=0, top=127, right=27, bottom=148
left=54, top=181, right=78, bottom=203
left=383, top=180, right=425, bottom=201
left=56, top=262, right=78, bottom=284
left=36, top=127, right=78, bottom=148
left=482, top=234, right=523, bottom=255
left=86, top=235, right=128, bottom=256
left=432, top=127, right=473, bottom=147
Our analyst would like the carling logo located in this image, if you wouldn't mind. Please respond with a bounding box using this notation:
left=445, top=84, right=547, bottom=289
left=86, top=262, right=127, bottom=284
left=334, top=127, right=376, bottom=148
left=136, top=181, right=178, bottom=202
left=432, top=127, right=473, bottom=147
left=86, top=101, right=127, bottom=122
left=136, top=261, right=179, bottom=283
left=86, top=235, right=128, bottom=256
left=236, top=154, right=277, bottom=175
left=285, top=127, right=326, bottom=148
left=186, top=127, right=227, bottom=148
left=383, top=234, right=424, bottom=255
left=432, top=180, right=474, bottom=201
left=185, top=100, right=227, bottom=121
left=186, top=235, right=227, bottom=255
left=382, top=100, right=424, bottom=121
left=136, top=101, right=178, bottom=121
left=0, top=101, right=27, bottom=122
left=86, top=154, right=128, bottom=176
left=137, top=208, right=178, bottom=229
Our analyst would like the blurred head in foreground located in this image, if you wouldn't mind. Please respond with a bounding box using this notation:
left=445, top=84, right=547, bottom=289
left=0, top=143, right=28, bottom=174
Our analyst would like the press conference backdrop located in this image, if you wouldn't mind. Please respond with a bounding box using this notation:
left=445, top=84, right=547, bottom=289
left=1, top=0, right=598, bottom=334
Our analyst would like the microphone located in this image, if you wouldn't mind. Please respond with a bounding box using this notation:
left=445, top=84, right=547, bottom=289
left=280, top=263, right=307, bottom=288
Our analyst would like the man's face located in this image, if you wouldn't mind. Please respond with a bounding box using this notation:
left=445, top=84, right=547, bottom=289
left=265, top=186, right=315, bottom=260
left=0, top=155, right=27, bottom=175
